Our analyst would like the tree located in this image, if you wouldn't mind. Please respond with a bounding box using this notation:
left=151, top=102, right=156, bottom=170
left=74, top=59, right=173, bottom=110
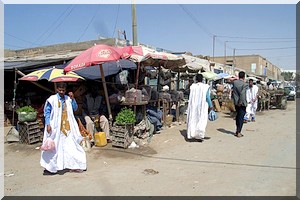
left=281, top=72, right=294, bottom=81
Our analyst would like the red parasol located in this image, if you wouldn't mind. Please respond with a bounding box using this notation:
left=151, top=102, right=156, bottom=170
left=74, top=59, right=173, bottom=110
left=63, top=44, right=130, bottom=121
left=64, top=44, right=128, bottom=73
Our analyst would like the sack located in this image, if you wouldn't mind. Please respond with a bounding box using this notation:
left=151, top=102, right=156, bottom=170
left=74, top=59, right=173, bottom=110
left=116, top=70, right=128, bottom=85
left=208, top=110, right=218, bottom=121
left=81, top=136, right=91, bottom=151
left=40, top=138, right=55, bottom=151
left=217, top=85, right=224, bottom=92
left=125, top=88, right=142, bottom=103
left=77, top=118, right=92, bottom=140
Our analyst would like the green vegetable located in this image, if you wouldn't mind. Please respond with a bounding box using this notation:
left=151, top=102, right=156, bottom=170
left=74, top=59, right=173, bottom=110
left=115, top=108, right=136, bottom=125
left=16, top=106, right=36, bottom=113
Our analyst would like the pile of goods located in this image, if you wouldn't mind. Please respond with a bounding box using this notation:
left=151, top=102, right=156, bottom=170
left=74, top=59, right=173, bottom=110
left=17, top=106, right=37, bottom=122
left=125, top=88, right=142, bottom=103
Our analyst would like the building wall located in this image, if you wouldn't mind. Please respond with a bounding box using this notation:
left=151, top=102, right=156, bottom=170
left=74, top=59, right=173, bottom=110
left=213, top=55, right=283, bottom=80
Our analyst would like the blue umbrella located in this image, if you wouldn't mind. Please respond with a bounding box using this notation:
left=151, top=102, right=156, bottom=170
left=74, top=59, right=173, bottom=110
left=217, top=72, right=231, bottom=79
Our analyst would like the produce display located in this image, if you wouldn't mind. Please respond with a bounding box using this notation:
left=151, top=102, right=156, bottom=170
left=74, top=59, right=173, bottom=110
left=17, top=106, right=37, bottom=122
left=115, top=108, right=136, bottom=125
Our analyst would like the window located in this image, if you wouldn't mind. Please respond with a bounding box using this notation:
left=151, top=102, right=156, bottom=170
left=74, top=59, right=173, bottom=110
left=251, top=63, right=256, bottom=73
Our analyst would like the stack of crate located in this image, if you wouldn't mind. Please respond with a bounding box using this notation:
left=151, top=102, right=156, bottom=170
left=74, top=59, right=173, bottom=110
left=111, top=124, right=134, bottom=148
left=18, top=120, right=43, bottom=144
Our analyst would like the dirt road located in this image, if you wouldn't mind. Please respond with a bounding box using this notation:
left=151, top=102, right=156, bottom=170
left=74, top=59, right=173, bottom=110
left=4, top=100, right=296, bottom=196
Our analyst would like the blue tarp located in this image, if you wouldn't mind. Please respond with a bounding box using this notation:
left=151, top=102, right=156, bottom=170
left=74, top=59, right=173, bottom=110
left=65, top=59, right=137, bottom=80
left=217, top=72, right=230, bottom=78
left=6, top=59, right=137, bottom=80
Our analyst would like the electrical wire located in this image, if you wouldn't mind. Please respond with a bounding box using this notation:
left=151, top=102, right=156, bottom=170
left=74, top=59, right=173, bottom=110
left=224, top=40, right=296, bottom=44
left=216, top=35, right=296, bottom=40
left=266, top=55, right=296, bottom=58
left=112, top=4, right=120, bottom=38
left=178, top=4, right=213, bottom=38
left=40, top=4, right=76, bottom=45
left=33, top=5, right=74, bottom=46
left=5, top=43, right=28, bottom=49
left=178, top=5, right=233, bottom=47
left=76, top=5, right=101, bottom=43
left=5, top=5, right=76, bottom=49
left=236, top=47, right=296, bottom=51
left=4, top=32, right=40, bottom=46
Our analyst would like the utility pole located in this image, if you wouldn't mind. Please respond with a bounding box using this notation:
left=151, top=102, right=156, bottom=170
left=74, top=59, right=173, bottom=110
left=131, top=2, right=138, bottom=46
left=233, top=48, right=236, bottom=75
left=212, top=35, right=216, bottom=61
left=224, top=41, right=227, bottom=70
left=12, top=68, right=17, bottom=126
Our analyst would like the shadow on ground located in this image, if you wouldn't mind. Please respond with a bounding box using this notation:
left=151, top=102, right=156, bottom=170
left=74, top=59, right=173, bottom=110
left=223, top=115, right=235, bottom=119
left=217, top=128, right=235, bottom=136
left=91, top=145, right=158, bottom=160
left=180, top=130, right=210, bottom=142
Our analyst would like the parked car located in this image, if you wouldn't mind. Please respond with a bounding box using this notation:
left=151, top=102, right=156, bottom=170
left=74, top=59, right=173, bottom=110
left=284, top=86, right=296, bottom=100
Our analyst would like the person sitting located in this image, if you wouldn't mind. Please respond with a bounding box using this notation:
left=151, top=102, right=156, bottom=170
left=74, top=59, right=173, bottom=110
left=82, top=86, right=111, bottom=143
left=159, top=85, right=172, bottom=102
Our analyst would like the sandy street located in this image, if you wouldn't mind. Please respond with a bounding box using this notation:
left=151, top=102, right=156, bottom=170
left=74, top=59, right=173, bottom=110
left=4, top=100, right=296, bottom=196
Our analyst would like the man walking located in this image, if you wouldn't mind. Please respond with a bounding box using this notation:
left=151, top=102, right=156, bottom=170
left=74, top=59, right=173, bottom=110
left=41, top=82, right=87, bottom=174
left=186, top=74, right=213, bottom=142
left=244, top=79, right=259, bottom=122
left=232, top=71, right=247, bottom=138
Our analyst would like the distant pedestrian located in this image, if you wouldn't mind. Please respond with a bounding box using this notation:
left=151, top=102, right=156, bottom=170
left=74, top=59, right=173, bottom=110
left=186, top=74, right=213, bottom=142
left=232, top=71, right=247, bottom=138
left=244, top=79, right=259, bottom=122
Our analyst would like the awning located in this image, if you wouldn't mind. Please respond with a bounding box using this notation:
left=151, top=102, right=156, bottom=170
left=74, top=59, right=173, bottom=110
left=125, top=45, right=186, bottom=69
left=178, top=54, right=210, bottom=72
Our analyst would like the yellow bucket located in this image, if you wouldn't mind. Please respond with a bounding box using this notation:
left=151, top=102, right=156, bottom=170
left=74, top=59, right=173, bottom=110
left=94, top=132, right=107, bottom=147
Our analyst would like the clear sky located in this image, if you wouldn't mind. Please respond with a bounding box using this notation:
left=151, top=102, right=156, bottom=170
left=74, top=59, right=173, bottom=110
left=4, top=4, right=296, bottom=70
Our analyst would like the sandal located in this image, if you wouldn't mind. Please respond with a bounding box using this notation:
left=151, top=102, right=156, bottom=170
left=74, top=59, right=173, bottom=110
left=234, top=133, right=244, bottom=138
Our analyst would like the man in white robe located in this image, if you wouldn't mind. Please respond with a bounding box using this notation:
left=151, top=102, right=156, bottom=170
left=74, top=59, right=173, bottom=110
left=187, top=74, right=213, bottom=141
left=244, top=79, right=259, bottom=122
left=40, top=82, right=86, bottom=174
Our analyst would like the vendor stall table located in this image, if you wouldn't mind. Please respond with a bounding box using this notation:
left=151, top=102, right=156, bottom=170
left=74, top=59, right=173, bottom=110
left=120, top=100, right=148, bottom=121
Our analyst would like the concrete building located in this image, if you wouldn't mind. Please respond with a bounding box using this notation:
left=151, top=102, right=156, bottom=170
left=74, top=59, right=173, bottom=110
left=212, top=55, right=283, bottom=81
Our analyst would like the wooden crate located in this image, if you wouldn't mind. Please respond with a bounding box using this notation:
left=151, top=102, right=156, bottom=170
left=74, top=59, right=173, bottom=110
left=18, top=121, right=43, bottom=144
left=111, top=124, right=134, bottom=148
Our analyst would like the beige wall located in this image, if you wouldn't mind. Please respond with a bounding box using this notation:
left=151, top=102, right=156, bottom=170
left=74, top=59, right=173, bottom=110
left=213, top=55, right=283, bottom=80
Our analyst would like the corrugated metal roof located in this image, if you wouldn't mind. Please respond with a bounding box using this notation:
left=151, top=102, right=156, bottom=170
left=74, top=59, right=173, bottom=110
left=4, top=51, right=81, bottom=72
left=4, top=59, right=70, bottom=72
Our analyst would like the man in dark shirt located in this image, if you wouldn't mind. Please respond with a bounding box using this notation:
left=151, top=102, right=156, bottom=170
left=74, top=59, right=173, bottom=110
left=82, top=86, right=111, bottom=143
left=232, top=71, right=247, bottom=138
